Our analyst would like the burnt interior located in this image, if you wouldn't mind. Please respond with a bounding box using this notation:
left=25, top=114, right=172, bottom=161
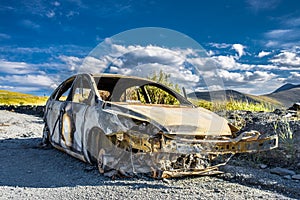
left=93, top=76, right=192, bottom=106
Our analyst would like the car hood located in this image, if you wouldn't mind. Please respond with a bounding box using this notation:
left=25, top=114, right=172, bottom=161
left=113, top=103, right=232, bottom=136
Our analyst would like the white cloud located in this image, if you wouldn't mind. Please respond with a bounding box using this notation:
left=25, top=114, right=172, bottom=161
left=80, top=55, right=114, bottom=73
left=265, top=40, right=279, bottom=48
left=80, top=43, right=209, bottom=90
left=287, top=71, right=300, bottom=83
left=59, top=55, right=82, bottom=71
left=212, top=55, right=255, bottom=70
left=46, top=10, right=55, bottom=18
left=0, top=60, right=34, bottom=74
left=79, top=40, right=290, bottom=95
left=0, top=85, right=14, bottom=90
left=255, top=64, right=277, bottom=70
left=217, top=70, right=245, bottom=83
left=53, top=1, right=60, bottom=7
left=208, top=42, right=231, bottom=49
left=264, top=29, right=300, bottom=48
left=257, top=51, right=271, bottom=58
left=270, top=51, right=300, bottom=67
left=212, top=56, right=238, bottom=70
left=217, top=69, right=277, bottom=85
left=0, top=75, right=57, bottom=88
left=232, top=44, right=245, bottom=58
left=265, top=29, right=292, bottom=39
left=247, top=0, right=281, bottom=11
left=215, top=69, right=280, bottom=95
left=1, top=86, right=46, bottom=94
left=207, top=50, right=214, bottom=56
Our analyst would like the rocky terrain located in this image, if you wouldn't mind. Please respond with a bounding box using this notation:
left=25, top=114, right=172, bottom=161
left=0, top=107, right=300, bottom=199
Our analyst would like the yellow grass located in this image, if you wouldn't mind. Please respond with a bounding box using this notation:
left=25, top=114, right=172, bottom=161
left=192, top=98, right=274, bottom=112
left=0, top=90, right=48, bottom=105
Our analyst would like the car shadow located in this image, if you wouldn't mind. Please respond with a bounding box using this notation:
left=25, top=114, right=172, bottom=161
left=0, top=137, right=175, bottom=189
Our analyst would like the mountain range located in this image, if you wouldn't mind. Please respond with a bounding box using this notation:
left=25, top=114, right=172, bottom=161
left=188, top=83, right=300, bottom=108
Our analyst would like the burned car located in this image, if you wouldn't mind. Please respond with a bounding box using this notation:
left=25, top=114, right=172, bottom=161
left=42, top=73, right=278, bottom=178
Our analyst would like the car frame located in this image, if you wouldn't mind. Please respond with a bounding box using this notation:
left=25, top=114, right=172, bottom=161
left=42, top=73, right=278, bottom=178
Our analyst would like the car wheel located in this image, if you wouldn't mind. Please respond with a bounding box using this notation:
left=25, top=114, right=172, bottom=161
left=87, top=128, right=112, bottom=163
left=41, top=124, right=50, bottom=147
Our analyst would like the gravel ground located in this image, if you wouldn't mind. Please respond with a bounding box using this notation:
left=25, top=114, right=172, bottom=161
left=0, top=110, right=299, bottom=200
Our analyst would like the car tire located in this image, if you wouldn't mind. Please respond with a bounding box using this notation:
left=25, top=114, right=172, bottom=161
left=41, top=124, right=50, bottom=146
left=87, top=128, right=112, bottom=163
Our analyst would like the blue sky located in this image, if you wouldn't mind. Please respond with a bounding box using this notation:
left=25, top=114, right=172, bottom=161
left=0, top=0, right=300, bottom=96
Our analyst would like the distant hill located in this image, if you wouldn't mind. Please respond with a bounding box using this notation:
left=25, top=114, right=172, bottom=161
left=188, top=90, right=262, bottom=103
left=187, top=86, right=300, bottom=108
left=0, top=90, right=48, bottom=105
left=263, top=84, right=300, bottom=107
left=188, top=83, right=300, bottom=108
left=272, top=83, right=300, bottom=93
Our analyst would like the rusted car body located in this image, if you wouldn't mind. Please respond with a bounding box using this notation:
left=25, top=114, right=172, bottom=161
left=42, top=73, right=278, bottom=178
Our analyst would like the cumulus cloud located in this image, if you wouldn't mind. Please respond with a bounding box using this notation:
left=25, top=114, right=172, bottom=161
left=211, top=55, right=257, bottom=70
left=0, top=60, right=34, bottom=74
left=212, top=56, right=238, bottom=70
left=0, top=75, right=57, bottom=88
left=257, top=51, right=271, bottom=58
left=59, top=55, right=83, bottom=71
left=232, top=44, right=245, bottom=58
left=287, top=71, right=300, bottom=83
left=270, top=51, right=300, bottom=67
left=78, top=40, right=286, bottom=95
left=80, top=56, right=112, bottom=73
left=217, top=69, right=277, bottom=84
left=0, top=59, right=68, bottom=94
left=80, top=43, right=206, bottom=90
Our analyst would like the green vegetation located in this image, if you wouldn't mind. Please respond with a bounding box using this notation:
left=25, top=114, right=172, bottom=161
left=148, top=70, right=181, bottom=92
left=0, top=90, right=48, bottom=105
left=147, top=70, right=181, bottom=105
left=148, top=70, right=276, bottom=111
left=193, top=98, right=274, bottom=112
left=273, top=119, right=297, bottom=159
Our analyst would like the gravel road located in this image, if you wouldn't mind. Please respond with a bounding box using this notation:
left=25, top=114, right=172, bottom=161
left=0, top=110, right=299, bottom=200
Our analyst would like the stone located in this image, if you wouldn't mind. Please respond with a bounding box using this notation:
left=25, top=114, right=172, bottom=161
left=292, top=174, right=300, bottom=180
left=259, top=164, right=268, bottom=169
left=288, top=103, right=300, bottom=111
left=283, top=175, right=292, bottom=180
left=270, top=167, right=296, bottom=176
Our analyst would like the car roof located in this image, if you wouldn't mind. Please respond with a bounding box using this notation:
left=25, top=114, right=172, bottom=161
left=91, top=73, right=157, bottom=83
